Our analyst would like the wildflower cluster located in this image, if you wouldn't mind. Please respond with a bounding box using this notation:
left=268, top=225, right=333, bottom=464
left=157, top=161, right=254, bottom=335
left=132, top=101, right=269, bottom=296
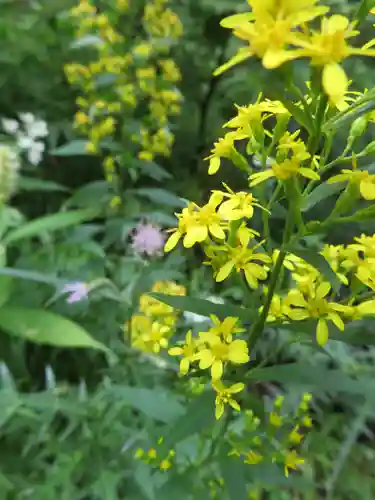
left=2, top=113, right=48, bottom=165
left=229, top=393, right=312, bottom=477
left=129, top=280, right=186, bottom=354
left=66, top=0, right=183, bottom=206
left=134, top=436, right=175, bottom=471
left=215, top=0, right=375, bottom=106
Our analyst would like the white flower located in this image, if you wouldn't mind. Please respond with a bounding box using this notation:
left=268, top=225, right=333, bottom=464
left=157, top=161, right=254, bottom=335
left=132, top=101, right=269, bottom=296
left=27, top=119, right=48, bottom=139
left=1, top=118, right=19, bottom=135
left=27, top=141, right=45, bottom=165
left=19, top=112, right=35, bottom=125
left=17, top=134, right=34, bottom=150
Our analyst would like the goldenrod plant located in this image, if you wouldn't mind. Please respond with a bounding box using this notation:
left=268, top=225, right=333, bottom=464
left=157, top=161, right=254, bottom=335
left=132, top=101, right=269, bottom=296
left=142, top=0, right=375, bottom=484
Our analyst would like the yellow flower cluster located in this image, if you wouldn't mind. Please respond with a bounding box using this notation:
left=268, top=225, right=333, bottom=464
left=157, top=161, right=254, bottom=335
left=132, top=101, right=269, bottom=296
left=266, top=240, right=375, bottom=345
left=65, top=0, right=183, bottom=205
left=230, top=393, right=312, bottom=477
left=135, top=436, right=175, bottom=471
left=130, top=280, right=186, bottom=354
left=168, top=315, right=249, bottom=419
left=215, top=0, right=375, bottom=106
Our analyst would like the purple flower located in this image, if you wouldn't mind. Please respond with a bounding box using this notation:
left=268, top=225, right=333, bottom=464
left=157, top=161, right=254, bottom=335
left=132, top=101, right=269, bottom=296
left=62, top=282, right=88, bottom=304
left=131, top=223, right=165, bottom=256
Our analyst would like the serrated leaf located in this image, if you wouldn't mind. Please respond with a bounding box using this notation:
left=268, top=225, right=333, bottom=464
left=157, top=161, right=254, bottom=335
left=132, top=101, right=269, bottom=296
left=0, top=307, right=109, bottom=352
left=150, top=293, right=256, bottom=322
left=3, top=208, right=100, bottom=245
left=302, top=182, right=344, bottom=212
left=285, top=245, right=341, bottom=292
left=219, top=444, right=248, bottom=500
left=164, top=391, right=216, bottom=446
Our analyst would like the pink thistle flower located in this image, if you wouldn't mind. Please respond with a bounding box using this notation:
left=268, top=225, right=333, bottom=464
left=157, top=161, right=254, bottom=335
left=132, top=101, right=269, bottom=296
left=131, top=223, right=165, bottom=256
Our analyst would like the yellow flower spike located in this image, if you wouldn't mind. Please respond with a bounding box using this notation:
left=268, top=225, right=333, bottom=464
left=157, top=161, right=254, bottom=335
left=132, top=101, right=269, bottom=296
left=168, top=331, right=198, bottom=376
left=284, top=450, right=304, bottom=477
left=205, top=132, right=245, bottom=175
left=159, top=459, right=172, bottom=470
left=212, top=380, right=245, bottom=419
left=148, top=448, right=157, bottom=459
left=216, top=184, right=267, bottom=220
left=328, top=156, right=375, bottom=201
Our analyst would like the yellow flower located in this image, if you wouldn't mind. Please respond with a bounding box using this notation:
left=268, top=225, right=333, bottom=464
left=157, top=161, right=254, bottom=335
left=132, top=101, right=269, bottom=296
left=205, top=131, right=246, bottom=175
left=214, top=239, right=271, bottom=288
left=131, top=316, right=170, bottom=353
left=328, top=159, right=375, bottom=201
left=285, top=282, right=349, bottom=346
left=269, top=411, right=283, bottom=427
left=243, top=450, right=264, bottom=465
left=288, top=426, right=304, bottom=444
left=168, top=331, right=198, bottom=375
left=284, top=450, right=304, bottom=477
left=207, top=315, right=245, bottom=343
left=195, top=334, right=249, bottom=380
left=214, top=0, right=326, bottom=75
left=164, top=193, right=227, bottom=251
left=215, top=184, right=265, bottom=220
left=212, top=380, right=245, bottom=419
left=292, top=15, right=375, bottom=104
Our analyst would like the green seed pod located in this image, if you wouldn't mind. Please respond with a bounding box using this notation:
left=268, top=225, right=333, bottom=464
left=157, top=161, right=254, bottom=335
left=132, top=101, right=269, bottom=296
left=0, top=145, right=20, bottom=203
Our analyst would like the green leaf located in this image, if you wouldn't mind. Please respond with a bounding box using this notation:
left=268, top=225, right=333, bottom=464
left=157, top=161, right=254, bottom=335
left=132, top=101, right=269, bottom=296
left=0, top=267, right=64, bottom=286
left=341, top=204, right=375, bottom=223
left=133, top=188, right=187, bottom=208
left=0, top=276, right=12, bottom=308
left=150, top=293, right=256, bottom=322
left=285, top=245, right=341, bottom=293
left=111, top=386, right=184, bottom=423
left=19, top=177, right=69, bottom=192
left=134, top=462, right=155, bottom=500
left=280, top=100, right=314, bottom=135
left=50, top=140, right=90, bottom=156
left=302, top=182, right=344, bottom=212
left=139, top=161, right=172, bottom=181
left=219, top=443, right=248, bottom=500
left=3, top=208, right=100, bottom=245
left=0, top=307, right=109, bottom=352
left=164, top=391, right=216, bottom=446
left=64, top=181, right=110, bottom=208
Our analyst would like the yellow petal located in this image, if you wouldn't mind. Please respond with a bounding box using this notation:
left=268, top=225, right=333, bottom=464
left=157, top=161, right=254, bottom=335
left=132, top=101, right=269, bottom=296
left=360, top=179, right=375, bottom=200
left=183, top=225, right=208, bottom=247
left=316, top=319, right=329, bottom=346
left=180, top=358, right=190, bottom=375
left=216, top=261, right=235, bottom=282
left=262, top=49, right=301, bottom=69
left=220, top=13, right=253, bottom=28
left=326, top=15, right=349, bottom=33
left=322, top=64, right=348, bottom=103
left=211, top=360, right=223, bottom=380
left=164, top=231, right=181, bottom=252
left=209, top=224, right=226, bottom=240
left=168, top=347, right=183, bottom=356
left=208, top=156, right=220, bottom=175
left=213, top=48, right=252, bottom=76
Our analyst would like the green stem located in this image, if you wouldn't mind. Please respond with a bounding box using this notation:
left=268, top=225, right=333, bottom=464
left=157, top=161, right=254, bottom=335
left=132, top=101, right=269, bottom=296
left=247, top=207, right=295, bottom=350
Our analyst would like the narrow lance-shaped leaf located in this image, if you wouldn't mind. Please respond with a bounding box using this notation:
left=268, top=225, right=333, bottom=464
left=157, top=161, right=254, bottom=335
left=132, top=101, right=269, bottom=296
left=3, top=208, right=100, bottom=245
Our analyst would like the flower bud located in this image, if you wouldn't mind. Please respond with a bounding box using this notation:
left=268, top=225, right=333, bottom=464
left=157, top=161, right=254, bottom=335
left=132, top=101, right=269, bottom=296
left=0, top=145, right=20, bottom=203
left=349, top=116, right=368, bottom=140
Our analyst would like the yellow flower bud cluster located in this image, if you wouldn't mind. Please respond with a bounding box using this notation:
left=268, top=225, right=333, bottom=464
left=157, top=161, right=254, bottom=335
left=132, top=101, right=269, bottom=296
left=65, top=0, right=183, bottom=202
left=134, top=436, right=175, bottom=471
left=229, top=393, right=312, bottom=478
left=129, top=280, right=186, bottom=354
left=215, top=1, right=375, bottom=107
